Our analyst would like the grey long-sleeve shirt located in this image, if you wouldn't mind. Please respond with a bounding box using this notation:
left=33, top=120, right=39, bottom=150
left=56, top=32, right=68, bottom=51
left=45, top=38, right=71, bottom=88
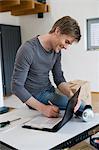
left=11, top=36, right=66, bottom=102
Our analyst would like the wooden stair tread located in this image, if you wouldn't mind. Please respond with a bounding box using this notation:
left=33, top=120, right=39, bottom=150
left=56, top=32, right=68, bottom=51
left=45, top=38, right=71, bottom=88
left=0, top=0, right=50, bottom=16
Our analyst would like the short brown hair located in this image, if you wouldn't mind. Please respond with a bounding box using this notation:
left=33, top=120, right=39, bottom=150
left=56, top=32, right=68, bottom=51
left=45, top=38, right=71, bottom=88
left=49, top=16, right=81, bottom=42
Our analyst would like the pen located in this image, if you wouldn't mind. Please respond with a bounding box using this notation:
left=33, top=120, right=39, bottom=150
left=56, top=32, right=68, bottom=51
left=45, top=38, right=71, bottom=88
left=48, top=101, right=60, bottom=114
left=0, top=118, right=21, bottom=128
left=48, top=101, right=54, bottom=106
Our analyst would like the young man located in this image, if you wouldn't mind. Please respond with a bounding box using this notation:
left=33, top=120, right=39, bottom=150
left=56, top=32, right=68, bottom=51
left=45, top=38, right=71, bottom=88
left=12, top=16, right=86, bottom=118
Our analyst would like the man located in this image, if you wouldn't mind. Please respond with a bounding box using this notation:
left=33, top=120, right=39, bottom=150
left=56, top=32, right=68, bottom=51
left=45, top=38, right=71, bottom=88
left=12, top=16, right=90, bottom=118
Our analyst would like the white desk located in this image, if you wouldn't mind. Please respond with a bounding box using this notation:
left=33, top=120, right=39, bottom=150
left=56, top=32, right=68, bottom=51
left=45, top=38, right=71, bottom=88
left=0, top=107, right=99, bottom=150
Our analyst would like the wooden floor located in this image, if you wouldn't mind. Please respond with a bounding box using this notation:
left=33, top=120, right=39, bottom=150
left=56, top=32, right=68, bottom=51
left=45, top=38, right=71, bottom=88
left=91, top=93, right=99, bottom=113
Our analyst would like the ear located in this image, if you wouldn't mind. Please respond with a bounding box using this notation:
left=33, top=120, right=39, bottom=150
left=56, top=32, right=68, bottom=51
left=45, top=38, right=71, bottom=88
left=54, top=27, right=61, bottom=35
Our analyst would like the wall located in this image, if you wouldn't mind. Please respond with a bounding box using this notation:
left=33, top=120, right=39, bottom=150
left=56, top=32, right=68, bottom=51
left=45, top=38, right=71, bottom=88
left=19, top=0, right=99, bottom=92
left=0, top=12, right=19, bottom=25
left=0, top=12, right=19, bottom=106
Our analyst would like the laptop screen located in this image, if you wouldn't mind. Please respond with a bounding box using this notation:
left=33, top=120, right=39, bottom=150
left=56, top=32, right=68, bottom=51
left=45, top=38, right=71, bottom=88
left=52, top=87, right=81, bottom=132
left=60, top=87, right=81, bottom=126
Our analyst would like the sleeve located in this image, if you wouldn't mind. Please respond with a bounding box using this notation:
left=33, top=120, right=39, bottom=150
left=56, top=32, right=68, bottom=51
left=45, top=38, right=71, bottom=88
left=11, top=43, right=34, bottom=102
left=52, top=52, right=66, bottom=86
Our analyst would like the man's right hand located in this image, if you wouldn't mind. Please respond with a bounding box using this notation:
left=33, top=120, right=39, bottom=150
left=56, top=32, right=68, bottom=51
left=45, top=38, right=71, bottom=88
left=42, top=105, right=60, bottom=118
left=26, top=96, right=60, bottom=118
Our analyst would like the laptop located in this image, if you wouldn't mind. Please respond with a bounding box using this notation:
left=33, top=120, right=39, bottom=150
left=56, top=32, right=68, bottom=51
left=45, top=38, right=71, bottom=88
left=22, top=87, right=81, bottom=132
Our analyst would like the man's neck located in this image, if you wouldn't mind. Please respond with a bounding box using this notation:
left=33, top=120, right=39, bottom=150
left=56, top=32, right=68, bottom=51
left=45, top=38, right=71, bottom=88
left=38, top=34, right=53, bottom=52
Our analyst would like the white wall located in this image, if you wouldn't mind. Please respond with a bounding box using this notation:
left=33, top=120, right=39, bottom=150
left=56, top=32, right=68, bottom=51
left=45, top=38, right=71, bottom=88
left=0, top=12, right=19, bottom=106
left=0, top=12, right=19, bottom=25
left=19, top=0, right=99, bottom=92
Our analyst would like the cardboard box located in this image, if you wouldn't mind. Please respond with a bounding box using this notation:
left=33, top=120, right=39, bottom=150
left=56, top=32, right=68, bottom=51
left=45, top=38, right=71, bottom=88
left=68, top=80, right=92, bottom=105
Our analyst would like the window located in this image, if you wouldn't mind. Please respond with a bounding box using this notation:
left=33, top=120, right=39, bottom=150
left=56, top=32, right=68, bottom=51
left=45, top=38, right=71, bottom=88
left=87, top=18, right=99, bottom=51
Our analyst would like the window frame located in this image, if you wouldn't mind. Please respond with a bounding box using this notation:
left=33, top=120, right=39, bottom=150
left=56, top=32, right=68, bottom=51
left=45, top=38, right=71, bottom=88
left=87, top=18, right=99, bottom=51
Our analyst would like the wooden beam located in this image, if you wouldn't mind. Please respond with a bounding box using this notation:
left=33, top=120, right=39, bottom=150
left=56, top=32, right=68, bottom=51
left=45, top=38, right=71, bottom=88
left=0, top=0, right=20, bottom=12
left=10, top=0, right=35, bottom=11
left=11, top=3, right=49, bottom=16
left=11, top=1, right=47, bottom=12
left=0, top=0, right=50, bottom=16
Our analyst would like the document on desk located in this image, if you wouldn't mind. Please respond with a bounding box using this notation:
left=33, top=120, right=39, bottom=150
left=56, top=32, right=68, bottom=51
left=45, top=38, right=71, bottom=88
left=23, top=112, right=64, bottom=129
